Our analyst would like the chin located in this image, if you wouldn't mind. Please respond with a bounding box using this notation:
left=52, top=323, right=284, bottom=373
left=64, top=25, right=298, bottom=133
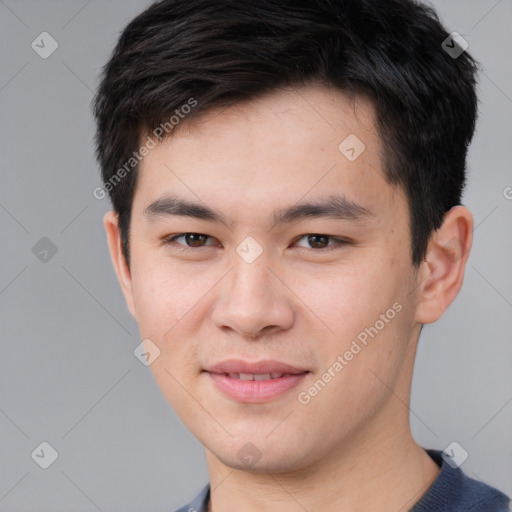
left=222, top=453, right=305, bottom=474
left=208, top=436, right=315, bottom=474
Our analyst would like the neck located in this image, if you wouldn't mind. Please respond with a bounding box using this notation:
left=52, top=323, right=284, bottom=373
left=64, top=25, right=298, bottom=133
left=204, top=402, right=439, bottom=512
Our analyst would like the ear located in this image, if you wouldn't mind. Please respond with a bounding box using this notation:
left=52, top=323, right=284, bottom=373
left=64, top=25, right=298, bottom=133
left=103, top=210, right=137, bottom=319
left=415, top=205, right=473, bottom=324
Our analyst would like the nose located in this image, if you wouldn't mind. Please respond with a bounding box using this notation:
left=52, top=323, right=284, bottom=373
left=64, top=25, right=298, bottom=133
left=211, top=252, right=295, bottom=340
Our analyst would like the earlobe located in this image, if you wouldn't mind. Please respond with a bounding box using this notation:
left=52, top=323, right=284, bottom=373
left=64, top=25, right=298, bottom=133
left=415, top=206, right=473, bottom=324
left=103, top=210, right=137, bottom=319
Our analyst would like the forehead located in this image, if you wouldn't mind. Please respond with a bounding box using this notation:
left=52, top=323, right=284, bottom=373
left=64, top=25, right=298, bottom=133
left=134, top=84, right=399, bottom=222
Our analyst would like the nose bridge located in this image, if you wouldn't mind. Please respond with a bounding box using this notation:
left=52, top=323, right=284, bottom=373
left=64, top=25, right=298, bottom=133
left=212, top=244, right=295, bottom=337
left=231, top=251, right=272, bottom=301
left=230, top=234, right=274, bottom=300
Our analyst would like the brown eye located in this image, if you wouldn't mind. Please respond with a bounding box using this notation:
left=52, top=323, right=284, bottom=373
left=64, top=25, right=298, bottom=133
left=184, top=233, right=208, bottom=247
left=164, top=233, right=217, bottom=248
left=293, top=234, right=350, bottom=253
left=295, top=234, right=335, bottom=249
left=307, top=235, right=329, bottom=249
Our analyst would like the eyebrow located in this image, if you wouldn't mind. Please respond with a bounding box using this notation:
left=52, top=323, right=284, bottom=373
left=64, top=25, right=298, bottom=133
left=143, top=193, right=374, bottom=229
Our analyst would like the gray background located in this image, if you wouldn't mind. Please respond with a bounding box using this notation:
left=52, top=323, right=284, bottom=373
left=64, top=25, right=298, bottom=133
left=1, top=0, right=511, bottom=510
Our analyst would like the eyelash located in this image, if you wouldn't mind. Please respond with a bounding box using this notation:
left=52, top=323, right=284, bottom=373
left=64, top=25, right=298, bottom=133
left=162, top=233, right=350, bottom=253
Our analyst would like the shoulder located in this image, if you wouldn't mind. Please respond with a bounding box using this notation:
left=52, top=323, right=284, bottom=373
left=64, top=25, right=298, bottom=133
left=411, top=449, right=510, bottom=512
left=173, top=483, right=210, bottom=512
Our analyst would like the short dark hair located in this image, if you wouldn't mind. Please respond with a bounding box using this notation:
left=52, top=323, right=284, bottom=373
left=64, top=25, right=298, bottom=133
left=93, top=0, right=479, bottom=268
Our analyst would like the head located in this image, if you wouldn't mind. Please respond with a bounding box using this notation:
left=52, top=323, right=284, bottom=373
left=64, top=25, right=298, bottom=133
left=94, top=0, right=478, bottom=472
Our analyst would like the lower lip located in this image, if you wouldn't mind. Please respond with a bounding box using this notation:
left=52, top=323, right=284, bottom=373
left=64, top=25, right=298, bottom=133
left=207, top=372, right=308, bottom=403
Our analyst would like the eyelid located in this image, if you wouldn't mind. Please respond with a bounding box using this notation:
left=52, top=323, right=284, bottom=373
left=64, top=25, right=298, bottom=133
left=293, top=234, right=350, bottom=250
left=163, top=233, right=220, bottom=248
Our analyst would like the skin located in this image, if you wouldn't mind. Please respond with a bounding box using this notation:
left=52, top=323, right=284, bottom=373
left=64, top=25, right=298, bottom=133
left=104, top=83, right=473, bottom=511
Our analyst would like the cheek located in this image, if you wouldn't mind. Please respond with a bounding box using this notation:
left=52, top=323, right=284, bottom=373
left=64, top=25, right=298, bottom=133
left=131, top=257, right=202, bottom=333
left=289, top=258, right=401, bottom=341
left=129, top=258, right=215, bottom=377
left=294, top=304, right=411, bottom=445
left=131, top=262, right=206, bottom=411
left=291, top=258, right=411, bottom=387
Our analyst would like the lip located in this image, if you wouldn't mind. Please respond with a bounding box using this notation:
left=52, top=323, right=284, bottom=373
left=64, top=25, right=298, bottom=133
left=204, top=359, right=309, bottom=403
left=205, top=358, right=308, bottom=375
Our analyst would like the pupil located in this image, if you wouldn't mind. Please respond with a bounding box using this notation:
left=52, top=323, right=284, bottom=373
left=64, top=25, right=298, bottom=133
left=309, top=235, right=327, bottom=248
left=186, top=233, right=206, bottom=247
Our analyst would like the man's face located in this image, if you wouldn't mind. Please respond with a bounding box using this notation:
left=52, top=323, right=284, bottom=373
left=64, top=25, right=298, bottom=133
left=121, top=84, right=422, bottom=472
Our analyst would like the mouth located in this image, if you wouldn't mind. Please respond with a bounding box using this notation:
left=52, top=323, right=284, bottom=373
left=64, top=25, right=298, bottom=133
left=221, top=372, right=302, bottom=380
left=204, top=359, right=310, bottom=403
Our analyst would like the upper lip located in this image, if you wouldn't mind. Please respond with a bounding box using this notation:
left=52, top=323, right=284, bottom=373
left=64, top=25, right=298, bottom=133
left=205, top=359, right=309, bottom=375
